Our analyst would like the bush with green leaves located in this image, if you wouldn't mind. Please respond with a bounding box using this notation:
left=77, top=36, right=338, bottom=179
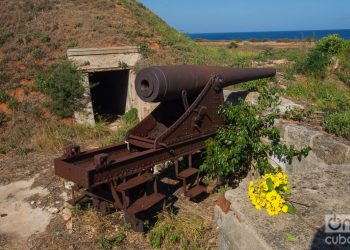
left=227, top=41, right=238, bottom=49
left=322, top=112, right=350, bottom=139
left=294, top=34, right=348, bottom=78
left=315, top=34, right=346, bottom=56
left=294, top=47, right=330, bottom=78
left=35, top=60, right=84, bottom=117
left=200, top=81, right=311, bottom=178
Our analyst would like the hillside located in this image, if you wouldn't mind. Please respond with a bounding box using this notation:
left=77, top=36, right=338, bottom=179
left=1, top=0, right=252, bottom=155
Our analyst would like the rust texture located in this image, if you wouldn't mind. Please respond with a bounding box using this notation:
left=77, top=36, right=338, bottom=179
left=54, top=65, right=276, bottom=231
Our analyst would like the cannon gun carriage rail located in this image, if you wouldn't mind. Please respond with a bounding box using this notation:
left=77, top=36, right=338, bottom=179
left=54, top=65, right=276, bottom=231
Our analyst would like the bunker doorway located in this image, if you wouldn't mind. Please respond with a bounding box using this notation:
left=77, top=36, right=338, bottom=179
left=89, top=69, right=129, bottom=122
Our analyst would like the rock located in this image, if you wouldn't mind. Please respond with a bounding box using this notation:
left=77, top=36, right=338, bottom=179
left=272, top=59, right=288, bottom=65
left=64, top=181, right=74, bottom=190
left=278, top=97, right=304, bottom=113
left=47, top=207, right=59, bottom=214
left=66, top=219, right=73, bottom=234
left=62, top=208, right=72, bottom=221
left=30, top=201, right=35, bottom=205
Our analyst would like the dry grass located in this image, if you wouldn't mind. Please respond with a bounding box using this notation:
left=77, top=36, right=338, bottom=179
left=33, top=120, right=111, bottom=153
left=148, top=210, right=210, bottom=249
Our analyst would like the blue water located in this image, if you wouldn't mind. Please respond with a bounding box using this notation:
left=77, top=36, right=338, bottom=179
left=187, top=29, right=350, bottom=41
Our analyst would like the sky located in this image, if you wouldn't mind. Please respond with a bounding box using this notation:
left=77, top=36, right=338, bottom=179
left=139, top=0, right=350, bottom=33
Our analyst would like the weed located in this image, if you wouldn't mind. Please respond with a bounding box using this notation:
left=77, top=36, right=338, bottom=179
left=97, top=233, right=126, bottom=249
left=15, top=146, right=33, bottom=155
left=74, top=23, right=83, bottom=28
left=0, top=31, right=12, bottom=45
left=217, top=184, right=229, bottom=195
left=322, top=112, right=350, bottom=139
left=67, top=39, right=79, bottom=48
left=100, top=108, right=139, bottom=146
left=137, top=41, right=152, bottom=58
left=95, top=15, right=105, bottom=20
left=282, top=107, right=314, bottom=121
left=35, top=60, right=84, bottom=117
left=0, top=111, right=7, bottom=127
left=123, top=223, right=132, bottom=231
left=148, top=211, right=209, bottom=249
left=0, top=71, right=9, bottom=84
left=32, top=46, right=45, bottom=60
left=39, top=34, right=51, bottom=43
left=7, top=97, right=21, bottom=110
left=0, top=92, right=10, bottom=103
left=118, top=61, right=128, bottom=69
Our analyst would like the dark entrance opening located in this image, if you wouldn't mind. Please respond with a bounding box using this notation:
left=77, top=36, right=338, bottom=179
left=89, top=70, right=129, bottom=122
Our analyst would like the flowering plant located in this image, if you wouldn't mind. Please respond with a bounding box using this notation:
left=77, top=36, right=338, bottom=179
left=248, top=170, right=296, bottom=216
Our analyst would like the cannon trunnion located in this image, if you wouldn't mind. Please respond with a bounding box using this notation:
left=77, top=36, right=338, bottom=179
left=54, top=65, right=276, bottom=231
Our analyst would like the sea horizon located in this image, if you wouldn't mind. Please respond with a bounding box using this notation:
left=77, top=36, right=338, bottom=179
left=186, top=28, right=350, bottom=41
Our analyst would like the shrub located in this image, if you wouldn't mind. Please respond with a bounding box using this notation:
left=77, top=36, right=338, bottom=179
left=316, top=34, right=346, bottom=56
left=200, top=81, right=310, bottom=178
left=227, top=41, right=238, bottom=49
left=294, top=48, right=330, bottom=78
left=35, top=60, right=84, bottom=117
left=322, top=112, right=350, bottom=139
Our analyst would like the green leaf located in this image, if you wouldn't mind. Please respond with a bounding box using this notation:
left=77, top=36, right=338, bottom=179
left=286, top=233, right=297, bottom=242
left=284, top=189, right=291, bottom=195
left=286, top=201, right=297, bottom=214
left=266, top=177, right=274, bottom=192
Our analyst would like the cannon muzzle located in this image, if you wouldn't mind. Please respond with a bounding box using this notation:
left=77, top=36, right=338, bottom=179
left=135, top=65, right=276, bottom=102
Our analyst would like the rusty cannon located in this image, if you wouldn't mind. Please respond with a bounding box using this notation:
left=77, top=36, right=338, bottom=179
left=54, top=65, right=276, bottom=231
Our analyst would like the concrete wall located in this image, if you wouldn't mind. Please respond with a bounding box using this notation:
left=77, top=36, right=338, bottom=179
left=67, top=46, right=157, bottom=125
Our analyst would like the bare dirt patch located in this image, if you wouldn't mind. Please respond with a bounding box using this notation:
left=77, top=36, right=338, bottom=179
left=0, top=177, right=52, bottom=249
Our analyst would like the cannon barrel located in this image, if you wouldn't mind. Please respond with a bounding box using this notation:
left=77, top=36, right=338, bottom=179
left=135, top=65, right=276, bottom=102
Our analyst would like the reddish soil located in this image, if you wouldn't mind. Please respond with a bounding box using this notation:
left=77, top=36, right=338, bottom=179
left=9, top=87, right=26, bottom=102
left=0, top=103, right=12, bottom=115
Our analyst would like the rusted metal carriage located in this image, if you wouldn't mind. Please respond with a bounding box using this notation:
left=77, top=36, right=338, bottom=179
left=54, top=65, right=276, bottom=231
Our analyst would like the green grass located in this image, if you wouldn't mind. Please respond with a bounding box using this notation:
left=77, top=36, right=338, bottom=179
left=322, top=112, right=350, bottom=139
left=286, top=77, right=350, bottom=114
left=97, top=233, right=126, bottom=250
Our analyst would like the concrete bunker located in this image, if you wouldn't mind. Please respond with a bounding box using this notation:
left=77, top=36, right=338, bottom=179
left=67, top=46, right=157, bottom=125
left=89, top=69, right=129, bottom=122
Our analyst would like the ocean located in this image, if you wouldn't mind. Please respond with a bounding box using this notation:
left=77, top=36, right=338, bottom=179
left=186, top=29, right=350, bottom=41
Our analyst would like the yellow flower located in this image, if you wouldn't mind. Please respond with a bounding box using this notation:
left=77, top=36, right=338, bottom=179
left=282, top=205, right=288, bottom=213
